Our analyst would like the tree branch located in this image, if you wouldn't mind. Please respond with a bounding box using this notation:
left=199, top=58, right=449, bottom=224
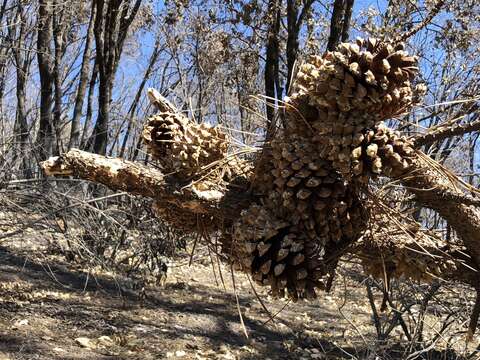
left=394, top=0, right=446, bottom=43
left=395, top=150, right=480, bottom=268
left=414, top=114, right=480, bottom=146
left=40, top=149, right=252, bottom=226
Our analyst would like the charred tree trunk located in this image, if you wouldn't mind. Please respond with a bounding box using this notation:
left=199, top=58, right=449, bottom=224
left=340, top=0, right=354, bottom=42
left=286, top=0, right=299, bottom=92
left=69, top=4, right=96, bottom=149
left=285, top=0, right=315, bottom=92
left=326, top=0, right=355, bottom=51
left=90, top=0, right=142, bottom=155
left=90, top=0, right=108, bottom=155
left=52, top=4, right=67, bottom=153
left=36, top=0, right=55, bottom=160
left=264, top=0, right=281, bottom=133
left=80, top=59, right=99, bottom=150
left=8, top=1, right=33, bottom=177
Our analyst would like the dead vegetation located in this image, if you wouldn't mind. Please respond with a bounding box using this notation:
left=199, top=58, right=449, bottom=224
left=1, top=0, right=480, bottom=359
left=38, top=38, right=480, bottom=358
left=0, top=197, right=479, bottom=359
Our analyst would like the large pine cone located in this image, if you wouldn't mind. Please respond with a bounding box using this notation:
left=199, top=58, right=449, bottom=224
left=286, top=38, right=425, bottom=182
left=142, top=112, right=228, bottom=177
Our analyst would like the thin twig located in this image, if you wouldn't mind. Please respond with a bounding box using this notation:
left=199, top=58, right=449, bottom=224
left=230, top=265, right=249, bottom=338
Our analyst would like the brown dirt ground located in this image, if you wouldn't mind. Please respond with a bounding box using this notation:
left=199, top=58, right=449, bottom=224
left=0, top=221, right=478, bottom=359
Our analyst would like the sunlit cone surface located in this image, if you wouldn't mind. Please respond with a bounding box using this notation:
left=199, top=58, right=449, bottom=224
left=287, top=38, right=424, bottom=181
left=142, top=112, right=229, bottom=177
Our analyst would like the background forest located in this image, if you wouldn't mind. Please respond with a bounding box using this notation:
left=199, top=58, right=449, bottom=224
left=0, top=0, right=480, bottom=359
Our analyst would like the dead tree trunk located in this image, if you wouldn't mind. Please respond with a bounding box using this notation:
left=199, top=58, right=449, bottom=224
left=285, top=0, right=315, bottom=92
left=69, top=3, right=96, bottom=149
left=36, top=0, right=55, bottom=160
left=90, top=0, right=142, bottom=155
left=264, top=0, right=281, bottom=130
left=8, top=1, right=33, bottom=176
left=326, top=0, right=354, bottom=51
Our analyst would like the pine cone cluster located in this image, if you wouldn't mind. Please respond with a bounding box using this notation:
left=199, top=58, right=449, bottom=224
left=230, top=204, right=322, bottom=300
left=327, top=123, right=416, bottom=181
left=360, top=234, right=458, bottom=283
left=267, top=135, right=366, bottom=243
left=236, top=38, right=424, bottom=298
left=293, top=38, right=422, bottom=120
left=142, top=112, right=229, bottom=177
left=234, top=131, right=368, bottom=300
left=287, top=38, right=424, bottom=181
left=143, top=39, right=430, bottom=300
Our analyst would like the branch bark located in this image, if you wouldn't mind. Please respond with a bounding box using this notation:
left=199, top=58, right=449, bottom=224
left=389, top=149, right=480, bottom=269
left=40, top=149, right=252, bottom=226
left=414, top=114, right=480, bottom=146
left=467, top=288, right=480, bottom=340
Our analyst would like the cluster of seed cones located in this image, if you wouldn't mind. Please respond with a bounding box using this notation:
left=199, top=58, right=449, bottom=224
left=142, top=112, right=229, bottom=177
left=142, top=38, right=429, bottom=301
left=294, top=38, right=421, bottom=118
left=287, top=38, right=424, bottom=181
left=230, top=205, right=322, bottom=300
left=335, top=123, right=416, bottom=181
left=229, top=38, right=424, bottom=299
left=267, top=135, right=367, bottom=244
left=232, top=131, right=368, bottom=300
left=359, top=225, right=459, bottom=283
left=230, top=201, right=362, bottom=300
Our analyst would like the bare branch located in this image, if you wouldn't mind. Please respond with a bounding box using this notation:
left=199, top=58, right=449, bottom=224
left=40, top=149, right=252, bottom=225
left=394, top=0, right=446, bottom=43
left=414, top=115, right=480, bottom=146
left=147, top=87, right=178, bottom=113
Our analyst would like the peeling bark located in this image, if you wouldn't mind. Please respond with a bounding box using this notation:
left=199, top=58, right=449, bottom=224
left=40, top=149, right=252, bottom=227
left=398, top=152, right=480, bottom=269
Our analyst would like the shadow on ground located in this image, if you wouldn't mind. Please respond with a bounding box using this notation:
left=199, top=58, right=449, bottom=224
left=0, top=245, right=476, bottom=360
